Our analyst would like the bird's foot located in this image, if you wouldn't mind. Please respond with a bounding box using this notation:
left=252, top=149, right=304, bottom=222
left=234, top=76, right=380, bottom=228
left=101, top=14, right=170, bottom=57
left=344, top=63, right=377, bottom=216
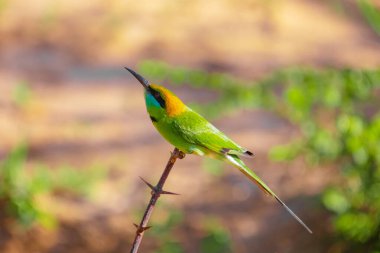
left=178, top=151, right=186, bottom=159
left=171, top=148, right=186, bottom=159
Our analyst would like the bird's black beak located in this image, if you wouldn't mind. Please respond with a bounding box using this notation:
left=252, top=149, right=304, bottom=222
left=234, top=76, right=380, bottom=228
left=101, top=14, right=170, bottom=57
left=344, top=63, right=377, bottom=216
left=124, top=67, right=149, bottom=89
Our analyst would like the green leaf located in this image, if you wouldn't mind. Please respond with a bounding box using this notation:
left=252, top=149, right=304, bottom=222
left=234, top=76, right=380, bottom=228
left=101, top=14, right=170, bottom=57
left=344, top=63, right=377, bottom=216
left=11, top=81, right=33, bottom=107
left=335, top=212, right=378, bottom=242
left=323, top=189, right=350, bottom=214
left=201, top=221, right=232, bottom=253
left=155, top=241, right=184, bottom=253
left=358, top=0, right=380, bottom=36
left=269, top=143, right=301, bottom=161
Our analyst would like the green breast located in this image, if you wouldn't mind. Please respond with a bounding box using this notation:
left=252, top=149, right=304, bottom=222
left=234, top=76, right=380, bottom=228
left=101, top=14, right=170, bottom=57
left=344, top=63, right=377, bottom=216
left=151, top=112, right=195, bottom=153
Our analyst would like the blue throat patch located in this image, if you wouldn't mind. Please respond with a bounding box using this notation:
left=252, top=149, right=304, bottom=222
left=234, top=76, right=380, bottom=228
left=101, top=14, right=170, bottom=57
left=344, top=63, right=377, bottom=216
left=145, top=92, right=161, bottom=109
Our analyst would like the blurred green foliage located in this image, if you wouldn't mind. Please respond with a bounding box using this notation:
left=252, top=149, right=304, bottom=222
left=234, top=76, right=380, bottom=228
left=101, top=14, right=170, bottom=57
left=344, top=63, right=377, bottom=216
left=151, top=206, right=184, bottom=253
left=149, top=206, right=185, bottom=253
left=145, top=203, right=232, bottom=253
left=0, top=143, right=105, bottom=228
left=0, top=0, right=8, bottom=14
left=200, top=218, right=232, bottom=253
left=138, top=60, right=380, bottom=252
left=266, top=69, right=380, bottom=251
left=11, top=81, right=33, bottom=108
left=327, top=0, right=380, bottom=36
left=358, top=0, right=380, bottom=36
left=139, top=61, right=272, bottom=120
left=202, top=157, right=225, bottom=176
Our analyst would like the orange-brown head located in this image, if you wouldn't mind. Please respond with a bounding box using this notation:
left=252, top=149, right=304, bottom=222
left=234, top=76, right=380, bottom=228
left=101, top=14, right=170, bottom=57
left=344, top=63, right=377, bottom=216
left=147, top=84, right=186, bottom=117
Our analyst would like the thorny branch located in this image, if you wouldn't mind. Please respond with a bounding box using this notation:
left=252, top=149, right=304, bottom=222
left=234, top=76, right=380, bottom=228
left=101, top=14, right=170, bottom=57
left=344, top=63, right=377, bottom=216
left=129, top=147, right=185, bottom=253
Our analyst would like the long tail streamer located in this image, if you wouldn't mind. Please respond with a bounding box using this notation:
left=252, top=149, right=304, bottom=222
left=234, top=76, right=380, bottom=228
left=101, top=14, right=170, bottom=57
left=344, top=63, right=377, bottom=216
left=225, top=154, right=313, bottom=234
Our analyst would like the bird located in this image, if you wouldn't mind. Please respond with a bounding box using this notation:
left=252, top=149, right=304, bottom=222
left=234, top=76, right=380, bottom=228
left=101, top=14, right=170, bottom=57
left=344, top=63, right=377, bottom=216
left=125, top=67, right=312, bottom=234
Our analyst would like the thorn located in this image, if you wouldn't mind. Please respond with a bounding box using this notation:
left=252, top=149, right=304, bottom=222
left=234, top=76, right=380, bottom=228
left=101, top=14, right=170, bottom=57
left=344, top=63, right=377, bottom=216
left=161, top=190, right=180, bottom=195
left=133, top=223, right=152, bottom=234
left=139, top=177, right=155, bottom=191
left=141, top=226, right=152, bottom=232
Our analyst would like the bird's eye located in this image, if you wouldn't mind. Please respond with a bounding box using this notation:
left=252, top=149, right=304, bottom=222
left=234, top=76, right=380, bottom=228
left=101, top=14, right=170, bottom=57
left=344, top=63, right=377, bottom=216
left=149, top=88, right=166, bottom=108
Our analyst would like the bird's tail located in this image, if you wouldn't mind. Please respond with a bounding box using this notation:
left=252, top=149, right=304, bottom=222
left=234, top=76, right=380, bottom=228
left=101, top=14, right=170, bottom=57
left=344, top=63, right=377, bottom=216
left=225, top=154, right=313, bottom=234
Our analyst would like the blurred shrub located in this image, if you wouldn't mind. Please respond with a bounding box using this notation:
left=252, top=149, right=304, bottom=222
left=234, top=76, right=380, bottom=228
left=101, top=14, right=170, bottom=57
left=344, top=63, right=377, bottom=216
left=138, top=60, right=380, bottom=252
left=202, top=157, right=225, bottom=176
left=0, top=0, right=8, bottom=14
left=358, top=0, right=380, bottom=36
left=149, top=206, right=185, bottom=253
left=267, top=69, right=380, bottom=251
left=145, top=203, right=232, bottom=253
left=200, top=218, right=232, bottom=253
left=0, top=143, right=105, bottom=228
left=11, top=81, right=33, bottom=108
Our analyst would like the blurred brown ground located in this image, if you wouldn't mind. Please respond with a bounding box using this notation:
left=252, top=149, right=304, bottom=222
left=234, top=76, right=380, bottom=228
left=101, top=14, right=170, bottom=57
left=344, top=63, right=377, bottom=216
left=0, top=0, right=379, bottom=252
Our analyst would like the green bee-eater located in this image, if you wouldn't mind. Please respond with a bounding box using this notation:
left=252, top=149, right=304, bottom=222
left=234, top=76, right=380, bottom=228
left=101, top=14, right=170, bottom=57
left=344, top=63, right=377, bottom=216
left=126, top=67, right=312, bottom=234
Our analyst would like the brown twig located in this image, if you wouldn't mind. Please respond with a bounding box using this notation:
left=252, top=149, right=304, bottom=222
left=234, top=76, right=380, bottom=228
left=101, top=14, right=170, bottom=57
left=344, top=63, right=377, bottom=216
left=129, top=147, right=185, bottom=253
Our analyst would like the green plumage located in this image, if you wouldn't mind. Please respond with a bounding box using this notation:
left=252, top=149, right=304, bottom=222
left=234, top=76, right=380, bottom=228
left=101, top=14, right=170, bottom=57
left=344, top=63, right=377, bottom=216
left=157, top=109, right=245, bottom=155
left=150, top=104, right=275, bottom=196
left=126, top=67, right=312, bottom=234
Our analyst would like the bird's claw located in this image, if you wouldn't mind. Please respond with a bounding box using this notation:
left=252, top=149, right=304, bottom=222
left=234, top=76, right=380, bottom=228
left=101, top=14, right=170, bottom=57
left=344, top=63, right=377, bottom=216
left=171, top=149, right=186, bottom=159
left=178, top=151, right=186, bottom=159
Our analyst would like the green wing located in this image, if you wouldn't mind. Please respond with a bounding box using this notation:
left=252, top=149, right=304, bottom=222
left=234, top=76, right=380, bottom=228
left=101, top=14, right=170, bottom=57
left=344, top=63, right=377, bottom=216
left=172, top=110, right=312, bottom=234
left=172, top=109, right=251, bottom=156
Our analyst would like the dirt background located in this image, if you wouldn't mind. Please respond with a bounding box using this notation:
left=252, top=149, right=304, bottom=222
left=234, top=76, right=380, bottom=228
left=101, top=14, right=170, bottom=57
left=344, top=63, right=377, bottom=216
left=0, top=0, right=380, bottom=252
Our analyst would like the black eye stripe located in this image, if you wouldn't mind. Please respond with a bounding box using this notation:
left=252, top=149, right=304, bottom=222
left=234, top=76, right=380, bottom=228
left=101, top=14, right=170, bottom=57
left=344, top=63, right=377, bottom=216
left=148, top=87, right=166, bottom=108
